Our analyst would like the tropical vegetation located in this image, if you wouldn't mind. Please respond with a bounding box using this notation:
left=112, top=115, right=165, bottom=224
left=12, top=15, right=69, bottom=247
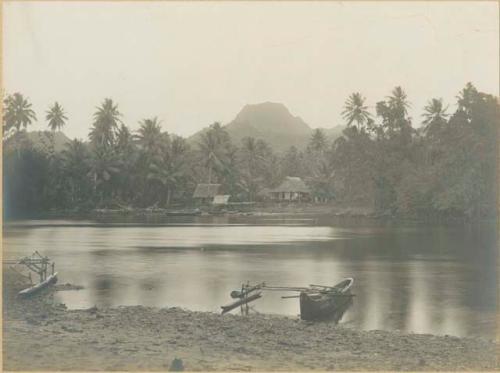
left=3, top=83, right=498, bottom=220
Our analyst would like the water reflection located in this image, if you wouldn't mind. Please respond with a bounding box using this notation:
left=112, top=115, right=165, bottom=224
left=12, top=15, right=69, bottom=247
left=3, top=216, right=497, bottom=338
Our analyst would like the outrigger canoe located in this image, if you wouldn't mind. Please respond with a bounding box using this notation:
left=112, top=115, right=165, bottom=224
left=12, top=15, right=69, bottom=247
left=299, top=278, right=354, bottom=321
left=164, top=209, right=201, bottom=216
left=18, top=272, right=58, bottom=297
left=221, top=278, right=355, bottom=322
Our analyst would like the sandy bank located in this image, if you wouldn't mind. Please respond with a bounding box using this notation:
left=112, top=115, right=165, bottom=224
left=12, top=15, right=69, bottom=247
left=3, top=270, right=498, bottom=371
left=21, top=203, right=379, bottom=220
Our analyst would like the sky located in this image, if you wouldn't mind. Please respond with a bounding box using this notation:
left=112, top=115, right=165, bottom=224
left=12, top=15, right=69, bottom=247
left=4, top=1, right=499, bottom=140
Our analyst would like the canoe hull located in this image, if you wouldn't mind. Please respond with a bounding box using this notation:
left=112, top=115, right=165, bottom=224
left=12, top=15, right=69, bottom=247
left=18, top=272, right=58, bottom=297
left=165, top=209, right=201, bottom=216
left=299, top=278, right=354, bottom=321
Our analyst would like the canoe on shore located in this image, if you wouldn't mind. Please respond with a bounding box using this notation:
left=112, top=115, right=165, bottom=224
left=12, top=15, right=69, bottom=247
left=300, top=278, right=354, bottom=321
left=164, top=209, right=201, bottom=216
left=18, top=273, right=58, bottom=297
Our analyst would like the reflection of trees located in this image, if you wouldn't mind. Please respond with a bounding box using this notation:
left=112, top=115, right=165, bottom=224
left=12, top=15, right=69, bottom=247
left=406, top=261, right=432, bottom=334
left=355, top=261, right=390, bottom=330
left=90, top=274, right=117, bottom=307
left=435, top=264, right=465, bottom=336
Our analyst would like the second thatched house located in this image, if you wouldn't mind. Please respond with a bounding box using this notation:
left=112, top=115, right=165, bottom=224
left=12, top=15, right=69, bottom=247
left=192, top=183, right=221, bottom=204
left=269, top=177, right=311, bottom=202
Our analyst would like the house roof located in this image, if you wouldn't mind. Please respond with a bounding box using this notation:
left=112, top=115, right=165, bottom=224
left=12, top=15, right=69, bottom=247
left=213, top=195, right=230, bottom=205
left=257, top=187, right=272, bottom=196
left=193, top=184, right=221, bottom=198
left=271, top=177, right=310, bottom=193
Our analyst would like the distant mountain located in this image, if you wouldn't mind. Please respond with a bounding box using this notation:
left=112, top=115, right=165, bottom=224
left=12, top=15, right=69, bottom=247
left=189, top=102, right=344, bottom=152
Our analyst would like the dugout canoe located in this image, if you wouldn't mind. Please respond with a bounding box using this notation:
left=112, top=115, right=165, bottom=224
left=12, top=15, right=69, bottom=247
left=18, top=272, right=58, bottom=297
left=299, top=278, right=354, bottom=321
left=164, top=209, right=201, bottom=216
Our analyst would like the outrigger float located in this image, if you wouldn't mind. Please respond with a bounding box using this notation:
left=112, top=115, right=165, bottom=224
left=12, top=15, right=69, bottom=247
left=3, top=251, right=58, bottom=297
left=221, top=278, right=354, bottom=322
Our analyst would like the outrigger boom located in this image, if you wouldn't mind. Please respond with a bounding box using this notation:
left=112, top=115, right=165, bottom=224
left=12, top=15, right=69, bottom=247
left=221, top=292, right=262, bottom=314
left=3, top=251, right=58, bottom=297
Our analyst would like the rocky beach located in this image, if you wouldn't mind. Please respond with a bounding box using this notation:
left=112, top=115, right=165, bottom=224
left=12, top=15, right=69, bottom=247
left=3, top=268, right=498, bottom=371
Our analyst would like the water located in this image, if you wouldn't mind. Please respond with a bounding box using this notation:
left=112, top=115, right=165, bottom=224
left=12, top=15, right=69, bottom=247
left=3, top=215, right=497, bottom=338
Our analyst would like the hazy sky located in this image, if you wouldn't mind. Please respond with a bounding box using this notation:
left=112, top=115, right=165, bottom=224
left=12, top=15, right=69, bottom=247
left=4, top=1, right=499, bottom=140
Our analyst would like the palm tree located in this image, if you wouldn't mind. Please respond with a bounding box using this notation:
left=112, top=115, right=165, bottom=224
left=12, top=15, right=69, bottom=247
left=116, top=124, right=134, bottom=152
left=308, top=128, right=328, bottom=153
left=62, top=139, right=89, bottom=169
left=170, top=135, right=188, bottom=156
left=3, top=93, right=37, bottom=135
left=89, top=98, right=122, bottom=148
left=87, top=147, right=120, bottom=205
left=114, top=124, right=138, bottom=203
left=61, top=139, right=90, bottom=203
left=135, top=117, right=163, bottom=158
left=46, top=102, right=67, bottom=132
left=387, top=86, right=410, bottom=117
left=422, top=98, right=448, bottom=137
left=148, top=154, right=181, bottom=207
left=308, top=160, right=336, bottom=202
left=238, top=137, right=268, bottom=200
left=199, top=131, right=220, bottom=184
left=280, top=146, right=303, bottom=179
left=45, top=102, right=68, bottom=156
left=147, top=136, right=188, bottom=206
left=456, top=82, right=479, bottom=115
left=134, top=118, right=169, bottom=205
left=198, top=122, right=231, bottom=183
left=210, top=122, right=231, bottom=145
left=341, top=93, right=371, bottom=129
left=376, top=87, right=413, bottom=138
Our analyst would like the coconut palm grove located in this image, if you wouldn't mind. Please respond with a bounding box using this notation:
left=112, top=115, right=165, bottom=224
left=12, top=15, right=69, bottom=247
left=2, top=83, right=498, bottom=220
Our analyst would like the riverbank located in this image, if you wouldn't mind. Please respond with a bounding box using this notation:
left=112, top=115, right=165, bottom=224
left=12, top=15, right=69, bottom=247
left=8, top=202, right=492, bottom=224
left=3, top=269, right=498, bottom=371
left=8, top=203, right=377, bottom=220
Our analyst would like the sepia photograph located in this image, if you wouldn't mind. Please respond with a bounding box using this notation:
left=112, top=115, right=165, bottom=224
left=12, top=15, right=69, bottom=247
left=2, top=1, right=499, bottom=371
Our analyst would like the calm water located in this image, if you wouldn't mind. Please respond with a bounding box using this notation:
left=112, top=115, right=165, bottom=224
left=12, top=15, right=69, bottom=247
left=3, top=215, right=497, bottom=338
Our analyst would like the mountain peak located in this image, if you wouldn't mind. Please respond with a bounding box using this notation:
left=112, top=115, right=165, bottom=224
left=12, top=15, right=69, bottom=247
left=188, top=102, right=343, bottom=152
left=239, top=102, right=290, bottom=115
left=231, top=102, right=310, bottom=136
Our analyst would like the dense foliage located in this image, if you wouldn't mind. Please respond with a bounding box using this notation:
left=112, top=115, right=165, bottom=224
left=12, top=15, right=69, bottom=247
left=3, top=83, right=498, bottom=220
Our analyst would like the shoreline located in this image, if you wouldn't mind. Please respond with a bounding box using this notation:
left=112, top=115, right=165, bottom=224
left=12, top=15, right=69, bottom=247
left=5, top=203, right=494, bottom=225
left=3, top=271, right=498, bottom=371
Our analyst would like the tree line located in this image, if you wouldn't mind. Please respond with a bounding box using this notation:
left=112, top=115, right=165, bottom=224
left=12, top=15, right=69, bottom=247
left=3, top=83, right=498, bottom=220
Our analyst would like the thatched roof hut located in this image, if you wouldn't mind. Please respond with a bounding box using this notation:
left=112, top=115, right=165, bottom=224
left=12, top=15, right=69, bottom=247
left=270, top=177, right=310, bottom=201
left=272, top=177, right=310, bottom=193
left=193, top=184, right=221, bottom=200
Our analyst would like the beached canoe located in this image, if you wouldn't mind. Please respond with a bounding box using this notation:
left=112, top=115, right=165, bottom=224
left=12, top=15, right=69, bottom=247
left=18, top=272, right=58, bottom=297
left=164, top=209, right=201, bottom=216
left=299, top=278, right=354, bottom=321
